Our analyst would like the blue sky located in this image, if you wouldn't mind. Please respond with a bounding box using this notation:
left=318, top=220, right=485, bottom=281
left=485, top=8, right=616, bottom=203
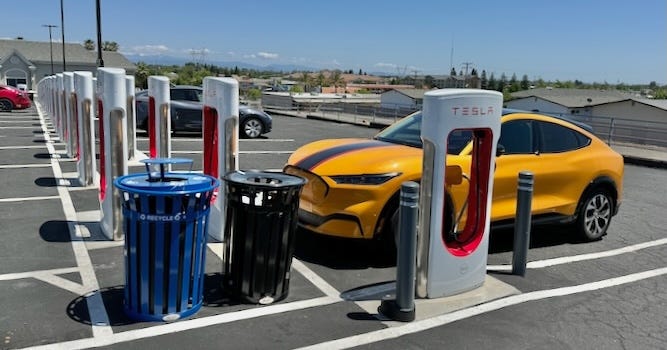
left=3, top=0, right=665, bottom=84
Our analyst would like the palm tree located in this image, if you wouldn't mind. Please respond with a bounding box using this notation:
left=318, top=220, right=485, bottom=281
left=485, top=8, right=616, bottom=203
left=102, top=41, right=119, bottom=52
left=316, top=72, right=327, bottom=91
left=329, top=70, right=345, bottom=94
left=300, top=72, right=312, bottom=93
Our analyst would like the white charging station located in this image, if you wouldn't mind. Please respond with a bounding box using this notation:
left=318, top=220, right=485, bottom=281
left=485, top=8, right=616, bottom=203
left=63, top=72, right=77, bottom=158
left=126, top=75, right=144, bottom=161
left=416, top=89, right=502, bottom=298
left=147, top=76, right=171, bottom=159
left=202, top=77, right=239, bottom=241
left=97, top=67, right=128, bottom=240
left=55, top=73, right=64, bottom=141
left=74, top=71, right=96, bottom=187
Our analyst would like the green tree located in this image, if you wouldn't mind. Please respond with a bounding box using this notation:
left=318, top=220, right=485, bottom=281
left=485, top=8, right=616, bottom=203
left=299, top=72, right=312, bottom=92
left=497, top=73, right=507, bottom=92
left=424, top=75, right=435, bottom=88
left=450, top=67, right=457, bottom=76
left=316, top=72, right=327, bottom=90
left=102, top=41, right=119, bottom=51
left=246, top=88, right=262, bottom=100
left=83, top=39, right=95, bottom=50
left=520, top=74, right=530, bottom=90
left=329, top=70, right=345, bottom=93
left=290, top=85, right=304, bottom=93
left=487, top=73, right=496, bottom=91
left=509, top=73, right=520, bottom=92
left=481, top=70, right=488, bottom=89
left=134, top=62, right=150, bottom=89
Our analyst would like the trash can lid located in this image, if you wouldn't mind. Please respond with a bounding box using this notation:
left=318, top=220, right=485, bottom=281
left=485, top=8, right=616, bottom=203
left=224, top=170, right=306, bottom=188
left=114, top=158, right=219, bottom=195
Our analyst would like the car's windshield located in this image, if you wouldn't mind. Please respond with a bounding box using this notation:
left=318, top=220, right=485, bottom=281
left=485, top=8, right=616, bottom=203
left=374, top=112, right=472, bottom=154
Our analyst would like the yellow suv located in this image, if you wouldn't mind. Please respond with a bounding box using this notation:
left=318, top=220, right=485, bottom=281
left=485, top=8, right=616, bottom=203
left=285, top=110, right=624, bottom=244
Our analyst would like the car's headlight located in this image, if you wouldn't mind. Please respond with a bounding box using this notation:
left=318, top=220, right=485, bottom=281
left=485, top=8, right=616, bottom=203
left=329, top=172, right=401, bottom=185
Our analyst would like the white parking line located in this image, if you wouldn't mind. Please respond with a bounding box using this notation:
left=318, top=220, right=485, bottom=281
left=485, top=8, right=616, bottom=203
left=22, top=296, right=340, bottom=350
left=296, top=266, right=667, bottom=350
left=0, top=126, right=41, bottom=129
left=0, top=164, right=52, bottom=169
left=21, top=266, right=667, bottom=350
left=0, top=195, right=60, bottom=203
left=0, top=267, right=80, bottom=281
left=487, top=237, right=667, bottom=272
left=36, top=103, right=113, bottom=338
left=0, top=145, right=46, bottom=149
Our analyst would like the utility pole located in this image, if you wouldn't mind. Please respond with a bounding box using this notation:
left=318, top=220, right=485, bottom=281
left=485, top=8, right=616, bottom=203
left=60, top=0, right=67, bottom=71
left=96, top=0, right=104, bottom=67
left=461, top=62, right=474, bottom=87
left=461, top=62, right=474, bottom=76
left=42, top=24, right=58, bottom=75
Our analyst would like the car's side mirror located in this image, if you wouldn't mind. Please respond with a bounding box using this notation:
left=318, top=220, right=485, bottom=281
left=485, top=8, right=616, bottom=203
left=496, top=143, right=506, bottom=157
left=445, top=165, right=463, bottom=185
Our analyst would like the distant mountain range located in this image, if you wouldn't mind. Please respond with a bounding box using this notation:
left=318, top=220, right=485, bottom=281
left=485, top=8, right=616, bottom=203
left=124, top=54, right=320, bottom=73
left=124, top=53, right=396, bottom=76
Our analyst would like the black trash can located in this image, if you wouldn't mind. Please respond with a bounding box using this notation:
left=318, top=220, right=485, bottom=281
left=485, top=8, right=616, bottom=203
left=222, top=170, right=306, bottom=304
left=114, top=158, right=219, bottom=322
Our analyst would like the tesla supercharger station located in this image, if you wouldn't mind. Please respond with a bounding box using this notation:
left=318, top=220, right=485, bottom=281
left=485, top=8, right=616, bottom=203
left=202, top=77, right=239, bottom=241
left=97, top=67, right=129, bottom=240
left=147, top=76, right=171, bottom=159
left=416, top=89, right=502, bottom=298
left=63, top=72, right=78, bottom=158
left=125, top=75, right=142, bottom=161
left=55, top=73, right=65, bottom=141
left=74, top=71, right=96, bottom=187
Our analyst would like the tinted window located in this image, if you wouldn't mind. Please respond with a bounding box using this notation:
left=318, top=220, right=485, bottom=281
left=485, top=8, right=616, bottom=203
left=538, top=121, right=590, bottom=153
left=373, top=112, right=472, bottom=154
left=499, top=120, right=534, bottom=154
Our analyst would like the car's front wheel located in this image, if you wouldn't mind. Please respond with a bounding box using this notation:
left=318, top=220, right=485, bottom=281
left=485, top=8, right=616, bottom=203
left=575, top=188, right=613, bottom=241
left=241, top=117, right=263, bottom=138
left=0, top=98, right=13, bottom=112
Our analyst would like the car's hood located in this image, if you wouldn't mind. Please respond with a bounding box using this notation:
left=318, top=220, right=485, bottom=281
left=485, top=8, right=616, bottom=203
left=288, top=138, right=422, bottom=176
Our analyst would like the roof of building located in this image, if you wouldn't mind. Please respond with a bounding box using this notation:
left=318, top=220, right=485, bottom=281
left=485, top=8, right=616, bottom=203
left=387, top=88, right=431, bottom=99
left=510, top=88, right=633, bottom=108
left=0, top=39, right=135, bottom=70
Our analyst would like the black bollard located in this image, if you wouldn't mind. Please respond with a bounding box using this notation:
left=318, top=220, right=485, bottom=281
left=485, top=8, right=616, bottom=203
left=378, top=181, right=419, bottom=322
left=512, top=171, right=534, bottom=276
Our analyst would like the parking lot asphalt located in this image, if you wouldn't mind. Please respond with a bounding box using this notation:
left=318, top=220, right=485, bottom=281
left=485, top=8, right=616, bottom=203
left=2, top=103, right=666, bottom=349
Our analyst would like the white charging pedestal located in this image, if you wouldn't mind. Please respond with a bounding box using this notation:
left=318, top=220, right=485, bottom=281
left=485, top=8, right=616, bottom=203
left=147, top=76, right=171, bottom=159
left=416, top=89, right=502, bottom=298
left=97, top=68, right=128, bottom=240
left=202, top=77, right=239, bottom=242
left=74, top=71, right=96, bottom=187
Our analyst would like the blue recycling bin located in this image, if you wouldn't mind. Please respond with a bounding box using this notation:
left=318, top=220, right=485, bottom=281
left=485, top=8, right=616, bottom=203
left=114, top=158, right=219, bottom=322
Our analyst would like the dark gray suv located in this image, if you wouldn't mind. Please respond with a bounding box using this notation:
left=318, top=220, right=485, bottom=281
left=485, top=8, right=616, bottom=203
left=135, top=85, right=272, bottom=138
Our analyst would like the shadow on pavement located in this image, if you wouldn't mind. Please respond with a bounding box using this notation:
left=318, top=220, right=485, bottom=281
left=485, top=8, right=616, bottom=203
left=39, top=220, right=71, bottom=242
left=294, top=228, right=396, bottom=269
left=488, top=225, right=586, bottom=254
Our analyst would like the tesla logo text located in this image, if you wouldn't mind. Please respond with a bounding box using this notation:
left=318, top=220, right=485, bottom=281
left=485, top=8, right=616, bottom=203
left=451, top=106, right=495, bottom=116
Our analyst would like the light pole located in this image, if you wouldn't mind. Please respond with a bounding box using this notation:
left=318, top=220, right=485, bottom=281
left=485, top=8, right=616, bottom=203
left=42, top=24, right=57, bottom=75
left=60, top=0, right=67, bottom=71
left=96, top=0, right=104, bottom=67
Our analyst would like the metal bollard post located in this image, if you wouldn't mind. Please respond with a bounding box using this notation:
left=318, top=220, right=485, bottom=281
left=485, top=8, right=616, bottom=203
left=378, top=181, right=418, bottom=322
left=512, top=171, right=534, bottom=276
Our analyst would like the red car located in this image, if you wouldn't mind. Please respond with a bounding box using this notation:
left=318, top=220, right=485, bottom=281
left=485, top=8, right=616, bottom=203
left=0, top=84, right=32, bottom=111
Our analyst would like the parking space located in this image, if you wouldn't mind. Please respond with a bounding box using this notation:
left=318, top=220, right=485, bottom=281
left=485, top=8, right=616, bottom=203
left=1, top=105, right=666, bottom=349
